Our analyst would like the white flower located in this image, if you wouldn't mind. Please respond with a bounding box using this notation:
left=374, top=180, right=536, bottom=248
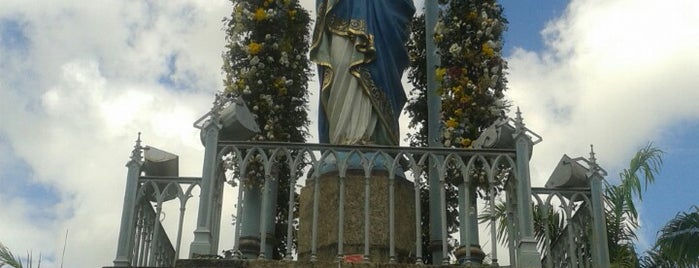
left=449, top=43, right=462, bottom=55
left=435, top=21, right=445, bottom=34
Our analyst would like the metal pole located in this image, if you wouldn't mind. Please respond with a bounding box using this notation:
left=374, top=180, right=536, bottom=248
left=259, top=172, right=279, bottom=259
left=364, top=175, right=371, bottom=262
left=232, top=183, right=244, bottom=254
left=311, top=175, right=320, bottom=262
left=565, top=206, right=578, bottom=266
left=175, top=203, right=186, bottom=261
left=458, top=181, right=468, bottom=252
left=439, top=173, right=449, bottom=265
left=258, top=175, right=270, bottom=260
left=337, top=175, right=346, bottom=261
left=425, top=0, right=444, bottom=263
left=285, top=172, right=297, bottom=260
left=389, top=176, right=397, bottom=263
left=414, top=172, right=423, bottom=264
left=462, top=182, right=472, bottom=263
left=489, top=186, right=499, bottom=266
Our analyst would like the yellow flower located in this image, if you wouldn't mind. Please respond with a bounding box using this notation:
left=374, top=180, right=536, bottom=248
left=254, top=8, right=267, bottom=21
left=248, top=42, right=263, bottom=55
left=454, top=108, right=463, bottom=117
left=452, top=85, right=463, bottom=94
left=460, top=95, right=471, bottom=104
left=460, top=138, right=472, bottom=147
left=435, top=67, right=447, bottom=82
left=482, top=43, right=495, bottom=58
left=288, top=9, right=297, bottom=19
left=446, top=118, right=458, bottom=128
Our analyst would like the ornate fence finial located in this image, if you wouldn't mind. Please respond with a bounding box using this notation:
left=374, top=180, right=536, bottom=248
left=589, top=144, right=599, bottom=172
left=514, top=107, right=525, bottom=133
left=210, top=92, right=226, bottom=118
left=130, top=132, right=143, bottom=161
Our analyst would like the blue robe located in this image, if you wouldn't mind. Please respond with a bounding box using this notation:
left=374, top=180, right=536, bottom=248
left=311, top=0, right=415, bottom=145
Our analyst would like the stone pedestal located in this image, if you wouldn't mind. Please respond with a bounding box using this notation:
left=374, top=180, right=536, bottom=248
left=298, top=170, right=416, bottom=263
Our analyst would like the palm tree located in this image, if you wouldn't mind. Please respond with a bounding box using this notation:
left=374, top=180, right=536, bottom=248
left=0, top=242, right=40, bottom=268
left=480, top=143, right=663, bottom=267
left=640, top=206, right=699, bottom=267
left=606, top=143, right=663, bottom=267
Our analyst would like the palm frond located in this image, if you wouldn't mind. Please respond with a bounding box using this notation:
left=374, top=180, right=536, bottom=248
left=0, top=242, right=24, bottom=268
left=479, top=200, right=509, bottom=245
left=618, top=143, right=663, bottom=203
left=654, top=206, right=699, bottom=266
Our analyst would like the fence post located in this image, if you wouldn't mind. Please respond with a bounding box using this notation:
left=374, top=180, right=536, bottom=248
left=113, top=134, right=144, bottom=266
left=513, top=109, right=541, bottom=267
left=588, top=146, right=610, bottom=267
left=425, top=0, right=445, bottom=263
left=189, top=117, right=222, bottom=256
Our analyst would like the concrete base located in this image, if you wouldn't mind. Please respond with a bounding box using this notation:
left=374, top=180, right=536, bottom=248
left=298, top=170, right=416, bottom=263
left=516, top=238, right=542, bottom=268
left=190, top=229, right=214, bottom=257
left=454, top=245, right=486, bottom=265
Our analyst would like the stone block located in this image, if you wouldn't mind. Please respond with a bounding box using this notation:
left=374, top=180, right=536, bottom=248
left=298, top=170, right=416, bottom=263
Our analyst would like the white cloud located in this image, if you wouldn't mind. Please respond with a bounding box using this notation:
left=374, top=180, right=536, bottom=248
left=0, top=1, right=226, bottom=267
left=507, top=0, right=699, bottom=184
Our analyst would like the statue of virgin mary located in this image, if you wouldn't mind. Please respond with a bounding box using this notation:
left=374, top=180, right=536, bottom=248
left=311, top=0, right=415, bottom=146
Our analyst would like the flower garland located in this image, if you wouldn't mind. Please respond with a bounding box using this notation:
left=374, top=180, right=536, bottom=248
left=222, top=0, right=311, bottom=259
left=223, top=0, right=312, bottom=145
left=434, top=0, right=509, bottom=148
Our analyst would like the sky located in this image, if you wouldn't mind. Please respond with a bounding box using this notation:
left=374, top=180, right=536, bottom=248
left=0, top=0, right=697, bottom=267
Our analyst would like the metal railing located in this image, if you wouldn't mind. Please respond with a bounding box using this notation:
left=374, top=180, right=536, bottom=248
left=111, top=137, right=201, bottom=267
left=112, top=123, right=610, bottom=267
left=130, top=199, right=175, bottom=267
left=223, top=141, right=519, bottom=265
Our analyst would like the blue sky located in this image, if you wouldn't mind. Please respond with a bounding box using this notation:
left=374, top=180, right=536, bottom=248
left=1, top=0, right=697, bottom=267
